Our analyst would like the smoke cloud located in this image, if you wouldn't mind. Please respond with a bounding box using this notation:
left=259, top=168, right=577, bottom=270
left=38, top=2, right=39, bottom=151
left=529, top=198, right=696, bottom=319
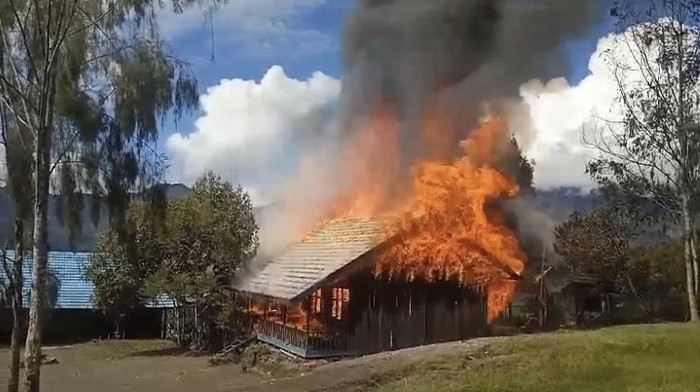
left=340, top=0, right=608, bottom=169
left=250, top=0, right=610, bottom=260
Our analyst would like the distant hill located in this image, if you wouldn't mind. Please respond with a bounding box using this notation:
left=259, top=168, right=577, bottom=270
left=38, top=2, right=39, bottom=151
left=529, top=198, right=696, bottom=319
left=0, top=183, right=193, bottom=252
left=533, top=187, right=601, bottom=221
left=0, top=185, right=599, bottom=252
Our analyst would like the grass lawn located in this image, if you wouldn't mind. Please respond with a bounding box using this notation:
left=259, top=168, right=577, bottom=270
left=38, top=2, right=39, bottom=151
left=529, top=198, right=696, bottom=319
left=371, top=323, right=700, bottom=392
left=1, top=323, right=698, bottom=391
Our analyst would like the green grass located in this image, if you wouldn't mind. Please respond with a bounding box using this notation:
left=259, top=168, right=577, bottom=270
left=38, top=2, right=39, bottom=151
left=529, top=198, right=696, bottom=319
left=371, top=323, right=700, bottom=392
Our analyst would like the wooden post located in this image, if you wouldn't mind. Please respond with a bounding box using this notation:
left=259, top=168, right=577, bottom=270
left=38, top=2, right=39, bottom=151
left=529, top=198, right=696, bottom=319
left=378, top=283, right=384, bottom=351
left=304, top=297, right=311, bottom=351
left=323, top=287, right=333, bottom=324
left=423, top=288, right=428, bottom=344
left=539, top=241, right=546, bottom=329
left=454, top=299, right=459, bottom=341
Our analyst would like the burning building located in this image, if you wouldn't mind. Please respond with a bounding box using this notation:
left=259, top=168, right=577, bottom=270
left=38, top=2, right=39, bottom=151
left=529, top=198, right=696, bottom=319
left=232, top=117, right=529, bottom=358
left=233, top=216, right=515, bottom=358
left=231, top=0, right=606, bottom=358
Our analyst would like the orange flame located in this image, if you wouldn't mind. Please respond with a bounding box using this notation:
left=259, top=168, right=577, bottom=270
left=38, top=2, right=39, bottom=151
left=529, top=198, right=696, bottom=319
left=248, top=287, right=353, bottom=335
left=309, top=104, right=526, bottom=322
left=374, top=118, right=526, bottom=321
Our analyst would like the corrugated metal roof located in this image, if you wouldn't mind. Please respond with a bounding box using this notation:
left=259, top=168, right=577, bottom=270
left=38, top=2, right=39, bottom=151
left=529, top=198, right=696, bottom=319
left=234, top=217, right=387, bottom=300
left=1, top=250, right=173, bottom=309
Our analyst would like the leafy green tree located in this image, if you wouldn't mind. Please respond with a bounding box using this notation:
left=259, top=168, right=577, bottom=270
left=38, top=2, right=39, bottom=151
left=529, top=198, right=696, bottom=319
left=628, top=240, right=687, bottom=319
left=86, top=201, right=162, bottom=337
left=89, top=172, right=258, bottom=349
left=554, top=207, right=644, bottom=306
left=586, top=0, right=700, bottom=321
left=148, top=172, right=259, bottom=349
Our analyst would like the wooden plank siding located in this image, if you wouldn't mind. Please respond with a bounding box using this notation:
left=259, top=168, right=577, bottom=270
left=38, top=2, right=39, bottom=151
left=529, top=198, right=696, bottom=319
left=239, top=271, right=489, bottom=359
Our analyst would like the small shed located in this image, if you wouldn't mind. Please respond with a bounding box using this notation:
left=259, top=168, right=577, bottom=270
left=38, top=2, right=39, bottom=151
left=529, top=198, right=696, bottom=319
left=232, top=217, right=518, bottom=358
left=559, top=274, right=608, bottom=326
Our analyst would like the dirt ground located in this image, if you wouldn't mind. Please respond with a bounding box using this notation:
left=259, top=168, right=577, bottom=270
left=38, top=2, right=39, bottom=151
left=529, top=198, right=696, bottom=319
left=0, top=337, right=495, bottom=392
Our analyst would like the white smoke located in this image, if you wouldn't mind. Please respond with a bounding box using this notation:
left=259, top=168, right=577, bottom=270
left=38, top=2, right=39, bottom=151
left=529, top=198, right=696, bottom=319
left=166, top=65, right=341, bottom=255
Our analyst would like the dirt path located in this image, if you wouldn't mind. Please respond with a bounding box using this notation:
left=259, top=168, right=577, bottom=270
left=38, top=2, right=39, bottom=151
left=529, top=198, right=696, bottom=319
left=229, top=337, right=499, bottom=392
left=1, top=337, right=499, bottom=392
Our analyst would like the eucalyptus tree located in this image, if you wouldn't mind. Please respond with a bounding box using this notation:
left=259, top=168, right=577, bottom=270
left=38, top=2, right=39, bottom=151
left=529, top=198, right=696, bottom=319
left=587, top=0, right=700, bottom=321
left=1, top=26, right=34, bottom=392
left=0, top=1, right=223, bottom=390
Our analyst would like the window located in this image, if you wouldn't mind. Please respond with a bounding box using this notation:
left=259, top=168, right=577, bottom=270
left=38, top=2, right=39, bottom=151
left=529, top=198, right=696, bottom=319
left=331, top=288, right=350, bottom=320
left=311, top=289, right=322, bottom=313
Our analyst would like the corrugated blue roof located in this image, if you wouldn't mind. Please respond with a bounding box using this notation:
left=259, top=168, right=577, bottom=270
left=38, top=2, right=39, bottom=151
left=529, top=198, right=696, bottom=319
left=1, top=250, right=174, bottom=309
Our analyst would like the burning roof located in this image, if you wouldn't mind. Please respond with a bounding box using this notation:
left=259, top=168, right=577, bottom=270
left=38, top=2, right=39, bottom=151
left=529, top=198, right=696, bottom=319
left=234, top=210, right=522, bottom=307
left=233, top=217, right=388, bottom=301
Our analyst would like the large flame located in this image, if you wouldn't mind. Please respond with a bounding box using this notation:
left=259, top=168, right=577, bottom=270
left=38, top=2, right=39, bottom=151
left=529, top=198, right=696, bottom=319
left=375, top=118, right=526, bottom=321
left=313, top=105, right=527, bottom=322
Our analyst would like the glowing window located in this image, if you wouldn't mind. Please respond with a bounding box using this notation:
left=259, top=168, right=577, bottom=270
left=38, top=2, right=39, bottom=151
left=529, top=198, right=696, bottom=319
left=331, top=288, right=350, bottom=320
left=311, top=289, right=322, bottom=313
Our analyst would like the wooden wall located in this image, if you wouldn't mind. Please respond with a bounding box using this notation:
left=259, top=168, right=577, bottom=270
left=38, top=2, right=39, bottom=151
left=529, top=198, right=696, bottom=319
left=238, top=270, right=490, bottom=358
left=336, top=272, right=488, bottom=356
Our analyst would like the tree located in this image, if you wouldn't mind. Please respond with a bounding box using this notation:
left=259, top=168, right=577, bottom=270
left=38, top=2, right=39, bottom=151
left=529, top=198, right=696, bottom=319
left=148, top=172, right=259, bottom=349
left=0, top=1, right=222, bottom=390
left=86, top=201, right=162, bottom=337
left=628, top=240, right=687, bottom=319
left=586, top=0, right=700, bottom=321
left=1, top=29, right=33, bottom=391
left=554, top=207, right=645, bottom=307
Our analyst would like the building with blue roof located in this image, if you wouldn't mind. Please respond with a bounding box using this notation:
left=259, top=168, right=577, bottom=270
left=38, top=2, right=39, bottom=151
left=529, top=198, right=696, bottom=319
left=1, top=250, right=174, bottom=342
left=0, top=251, right=174, bottom=309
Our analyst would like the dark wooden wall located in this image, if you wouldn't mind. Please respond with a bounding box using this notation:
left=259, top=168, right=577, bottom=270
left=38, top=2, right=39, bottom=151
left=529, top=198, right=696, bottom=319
left=331, top=272, right=488, bottom=356
left=238, top=271, right=489, bottom=358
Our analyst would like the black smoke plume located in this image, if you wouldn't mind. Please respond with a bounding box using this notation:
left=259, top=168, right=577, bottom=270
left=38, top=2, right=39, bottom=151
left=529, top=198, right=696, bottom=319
left=341, top=0, right=609, bottom=169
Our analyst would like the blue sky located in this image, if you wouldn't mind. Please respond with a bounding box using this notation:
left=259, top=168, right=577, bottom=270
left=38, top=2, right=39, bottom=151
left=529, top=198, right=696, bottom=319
left=161, top=1, right=349, bottom=141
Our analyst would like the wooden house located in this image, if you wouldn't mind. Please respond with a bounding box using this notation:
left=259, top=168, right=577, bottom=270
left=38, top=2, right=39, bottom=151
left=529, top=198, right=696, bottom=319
left=231, top=217, right=519, bottom=358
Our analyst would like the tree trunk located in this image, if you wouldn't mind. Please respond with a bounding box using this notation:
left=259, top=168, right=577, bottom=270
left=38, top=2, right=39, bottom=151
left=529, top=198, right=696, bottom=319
left=23, top=120, right=52, bottom=392
left=8, top=220, right=25, bottom=392
left=682, top=195, right=700, bottom=322
left=691, top=229, right=699, bottom=299
left=623, top=272, right=646, bottom=315
left=684, top=236, right=699, bottom=321
left=113, top=317, right=122, bottom=339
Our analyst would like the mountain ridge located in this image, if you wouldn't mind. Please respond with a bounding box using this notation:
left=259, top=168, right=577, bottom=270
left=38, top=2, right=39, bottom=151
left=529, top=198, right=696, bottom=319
left=0, top=185, right=598, bottom=252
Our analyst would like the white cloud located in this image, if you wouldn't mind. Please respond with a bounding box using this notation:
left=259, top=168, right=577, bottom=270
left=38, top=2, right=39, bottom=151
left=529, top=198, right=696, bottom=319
left=166, top=65, right=340, bottom=193
left=516, top=18, right=698, bottom=191
left=158, top=0, right=334, bottom=58
left=516, top=32, right=624, bottom=191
